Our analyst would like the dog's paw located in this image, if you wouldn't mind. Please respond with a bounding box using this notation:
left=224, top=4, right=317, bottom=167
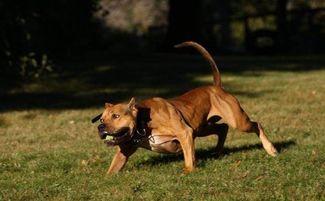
left=183, top=166, right=196, bottom=174
left=265, top=144, right=278, bottom=157
left=211, top=148, right=226, bottom=158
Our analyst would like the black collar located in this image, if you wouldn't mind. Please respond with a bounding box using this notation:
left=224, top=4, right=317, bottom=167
left=129, top=106, right=151, bottom=145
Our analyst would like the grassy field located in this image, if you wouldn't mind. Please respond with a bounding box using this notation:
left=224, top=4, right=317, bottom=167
left=0, top=54, right=324, bottom=200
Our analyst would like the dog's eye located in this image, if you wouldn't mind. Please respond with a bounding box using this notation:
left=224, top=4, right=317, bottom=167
left=112, top=114, right=120, bottom=119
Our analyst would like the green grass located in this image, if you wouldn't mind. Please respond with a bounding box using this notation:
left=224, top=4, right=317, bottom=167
left=1, top=54, right=325, bottom=200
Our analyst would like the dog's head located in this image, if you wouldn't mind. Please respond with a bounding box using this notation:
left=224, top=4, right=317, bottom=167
left=97, top=97, right=138, bottom=146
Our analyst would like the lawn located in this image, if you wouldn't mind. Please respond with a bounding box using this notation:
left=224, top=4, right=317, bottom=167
left=0, top=54, right=324, bottom=200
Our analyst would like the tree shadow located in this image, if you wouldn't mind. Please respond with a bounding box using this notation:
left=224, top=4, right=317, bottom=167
left=137, top=139, right=296, bottom=168
left=0, top=54, right=324, bottom=112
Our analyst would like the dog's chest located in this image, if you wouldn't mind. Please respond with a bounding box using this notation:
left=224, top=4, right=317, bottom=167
left=142, top=134, right=182, bottom=154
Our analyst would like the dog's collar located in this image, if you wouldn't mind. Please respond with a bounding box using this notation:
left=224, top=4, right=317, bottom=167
left=130, top=122, right=147, bottom=145
left=129, top=106, right=151, bottom=145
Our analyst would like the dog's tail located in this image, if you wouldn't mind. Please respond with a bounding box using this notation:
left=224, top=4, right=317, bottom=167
left=174, top=41, right=221, bottom=87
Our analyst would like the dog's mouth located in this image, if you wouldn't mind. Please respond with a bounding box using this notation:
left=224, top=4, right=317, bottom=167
left=98, top=124, right=132, bottom=146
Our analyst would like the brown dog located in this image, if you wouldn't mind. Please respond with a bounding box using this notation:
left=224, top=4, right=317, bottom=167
left=93, top=41, right=278, bottom=174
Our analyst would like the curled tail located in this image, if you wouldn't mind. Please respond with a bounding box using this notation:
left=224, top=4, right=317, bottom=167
left=174, top=41, right=221, bottom=88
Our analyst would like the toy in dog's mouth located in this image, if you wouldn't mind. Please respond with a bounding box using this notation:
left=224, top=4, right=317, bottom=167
left=97, top=124, right=132, bottom=146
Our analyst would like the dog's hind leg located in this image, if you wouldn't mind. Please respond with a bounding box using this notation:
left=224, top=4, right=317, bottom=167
left=214, top=93, right=278, bottom=157
left=242, top=121, right=278, bottom=157
left=197, top=120, right=229, bottom=156
left=234, top=115, right=277, bottom=157
left=214, top=123, right=228, bottom=155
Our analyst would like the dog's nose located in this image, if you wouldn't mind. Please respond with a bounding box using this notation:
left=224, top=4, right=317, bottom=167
left=98, top=123, right=109, bottom=139
left=98, top=123, right=106, bottom=130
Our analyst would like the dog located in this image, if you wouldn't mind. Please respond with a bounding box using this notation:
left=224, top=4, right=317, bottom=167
left=92, top=41, right=278, bottom=174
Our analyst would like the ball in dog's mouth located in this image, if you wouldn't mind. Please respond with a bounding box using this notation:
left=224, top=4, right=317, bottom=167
left=103, top=127, right=132, bottom=146
left=104, top=135, right=114, bottom=141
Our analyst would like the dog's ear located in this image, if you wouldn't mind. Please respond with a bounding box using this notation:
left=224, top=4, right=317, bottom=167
left=91, top=113, right=102, bottom=123
left=127, top=97, right=137, bottom=115
left=105, top=103, right=113, bottom=108
left=127, top=97, right=136, bottom=110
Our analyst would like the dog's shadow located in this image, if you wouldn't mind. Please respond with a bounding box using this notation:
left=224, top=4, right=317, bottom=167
left=137, top=140, right=296, bottom=168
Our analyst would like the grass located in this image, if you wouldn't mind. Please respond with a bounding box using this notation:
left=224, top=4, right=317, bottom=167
left=0, top=54, right=325, bottom=200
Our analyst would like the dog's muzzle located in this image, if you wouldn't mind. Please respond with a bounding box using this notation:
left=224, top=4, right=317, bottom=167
left=98, top=124, right=109, bottom=139
left=97, top=124, right=132, bottom=146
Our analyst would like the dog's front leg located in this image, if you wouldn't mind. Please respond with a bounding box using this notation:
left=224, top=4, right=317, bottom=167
left=107, top=145, right=137, bottom=174
left=178, top=128, right=195, bottom=173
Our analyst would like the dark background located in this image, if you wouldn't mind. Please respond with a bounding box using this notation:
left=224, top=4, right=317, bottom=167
left=0, top=0, right=324, bottom=97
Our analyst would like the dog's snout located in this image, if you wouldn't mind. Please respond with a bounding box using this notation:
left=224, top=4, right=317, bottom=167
left=98, top=123, right=106, bottom=130
left=98, top=123, right=109, bottom=139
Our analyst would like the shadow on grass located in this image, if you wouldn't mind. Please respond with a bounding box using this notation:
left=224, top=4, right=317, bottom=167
left=1, top=53, right=324, bottom=112
left=137, top=139, right=296, bottom=168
